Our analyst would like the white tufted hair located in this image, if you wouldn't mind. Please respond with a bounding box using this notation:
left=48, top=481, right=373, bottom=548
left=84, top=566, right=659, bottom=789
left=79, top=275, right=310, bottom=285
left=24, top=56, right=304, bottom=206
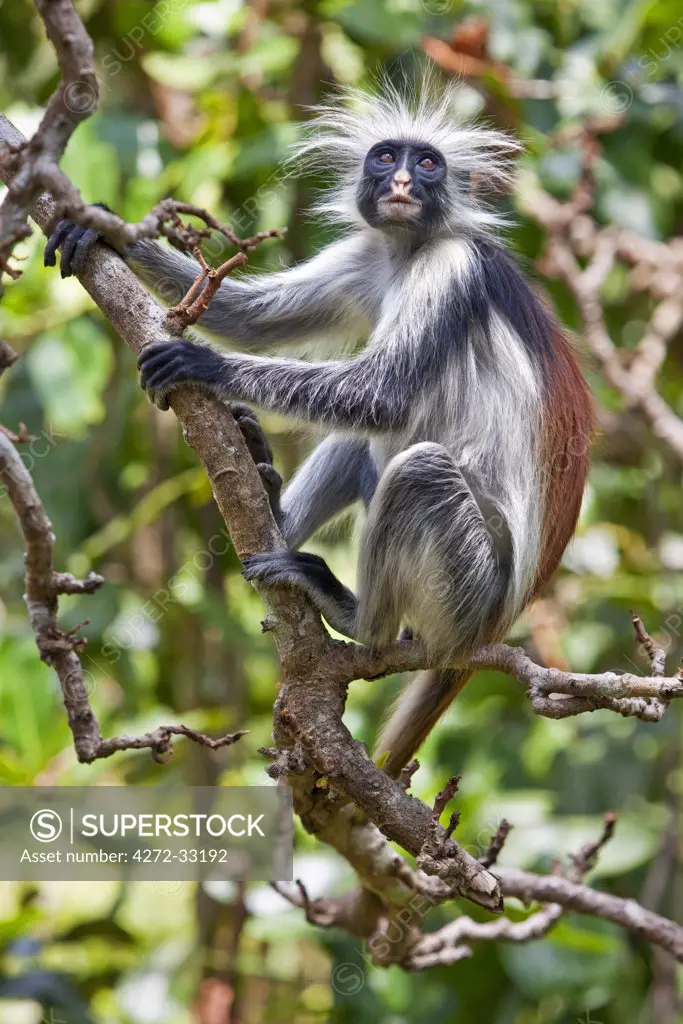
left=290, top=69, right=522, bottom=234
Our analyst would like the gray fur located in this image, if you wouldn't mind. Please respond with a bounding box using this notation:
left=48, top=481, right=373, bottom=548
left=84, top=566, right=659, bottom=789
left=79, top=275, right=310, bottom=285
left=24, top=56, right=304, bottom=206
left=280, top=435, right=377, bottom=549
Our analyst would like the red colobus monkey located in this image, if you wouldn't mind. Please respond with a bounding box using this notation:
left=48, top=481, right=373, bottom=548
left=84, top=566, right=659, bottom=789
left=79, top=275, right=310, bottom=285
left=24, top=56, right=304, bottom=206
left=46, top=81, right=593, bottom=776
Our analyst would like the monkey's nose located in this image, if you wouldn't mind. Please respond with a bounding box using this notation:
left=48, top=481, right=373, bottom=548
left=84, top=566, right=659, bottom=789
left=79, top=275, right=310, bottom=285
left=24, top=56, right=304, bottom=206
left=391, top=169, right=412, bottom=193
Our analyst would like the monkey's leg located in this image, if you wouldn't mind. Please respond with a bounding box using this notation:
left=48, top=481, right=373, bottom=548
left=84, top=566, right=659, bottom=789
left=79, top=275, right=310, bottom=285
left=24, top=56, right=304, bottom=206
left=357, top=441, right=511, bottom=655
left=360, top=442, right=512, bottom=774
left=243, top=441, right=511, bottom=647
left=280, top=435, right=377, bottom=548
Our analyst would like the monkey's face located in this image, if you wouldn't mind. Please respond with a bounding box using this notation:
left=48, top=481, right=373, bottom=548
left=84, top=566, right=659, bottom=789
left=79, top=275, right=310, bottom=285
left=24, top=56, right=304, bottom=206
left=357, top=140, right=448, bottom=232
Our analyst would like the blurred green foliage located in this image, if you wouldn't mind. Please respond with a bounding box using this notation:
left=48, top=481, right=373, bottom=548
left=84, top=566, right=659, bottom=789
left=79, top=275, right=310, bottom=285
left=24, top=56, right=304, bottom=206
left=1, top=0, right=683, bottom=1021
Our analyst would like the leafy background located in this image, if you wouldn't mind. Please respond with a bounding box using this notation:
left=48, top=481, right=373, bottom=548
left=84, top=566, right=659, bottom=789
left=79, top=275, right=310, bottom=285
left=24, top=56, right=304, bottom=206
left=1, top=0, right=683, bottom=1021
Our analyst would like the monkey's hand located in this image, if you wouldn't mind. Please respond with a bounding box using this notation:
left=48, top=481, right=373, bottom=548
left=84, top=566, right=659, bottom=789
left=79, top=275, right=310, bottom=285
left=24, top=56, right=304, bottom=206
left=138, top=338, right=224, bottom=410
left=139, top=343, right=284, bottom=519
left=44, top=202, right=111, bottom=278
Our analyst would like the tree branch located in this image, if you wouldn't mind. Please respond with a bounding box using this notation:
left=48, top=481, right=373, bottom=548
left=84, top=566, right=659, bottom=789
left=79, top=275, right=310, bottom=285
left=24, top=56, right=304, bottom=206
left=497, top=867, right=683, bottom=962
left=273, top=812, right=683, bottom=969
left=347, top=636, right=683, bottom=722
left=403, top=813, right=672, bottom=971
left=0, top=0, right=98, bottom=274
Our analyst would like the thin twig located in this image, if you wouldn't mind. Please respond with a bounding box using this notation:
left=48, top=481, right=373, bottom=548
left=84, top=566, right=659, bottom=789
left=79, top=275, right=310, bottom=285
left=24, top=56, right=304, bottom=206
left=568, top=811, right=617, bottom=880
left=430, top=776, right=462, bottom=841
left=96, top=725, right=248, bottom=764
left=480, top=820, right=512, bottom=869
left=631, top=611, right=667, bottom=676
left=166, top=249, right=248, bottom=334
left=398, top=759, right=420, bottom=791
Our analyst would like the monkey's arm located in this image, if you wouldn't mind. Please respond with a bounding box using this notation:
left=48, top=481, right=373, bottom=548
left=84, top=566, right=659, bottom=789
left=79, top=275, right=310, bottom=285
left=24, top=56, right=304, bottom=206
left=46, top=217, right=374, bottom=349
left=137, top=257, right=449, bottom=427
left=138, top=337, right=415, bottom=429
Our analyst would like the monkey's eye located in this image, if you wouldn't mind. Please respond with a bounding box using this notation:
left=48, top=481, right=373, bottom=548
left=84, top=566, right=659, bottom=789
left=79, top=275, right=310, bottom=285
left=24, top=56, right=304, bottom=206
left=419, top=156, right=437, bottom=171
left=378, top=152, right=395, bottom=164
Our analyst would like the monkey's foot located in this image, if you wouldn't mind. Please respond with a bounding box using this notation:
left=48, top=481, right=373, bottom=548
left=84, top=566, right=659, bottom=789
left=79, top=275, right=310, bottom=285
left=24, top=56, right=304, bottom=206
left=242, top=550, right=358, bottom=637
left=242, top=550, right=327, bottom=590
left=230, top=404, right=283, bottom=521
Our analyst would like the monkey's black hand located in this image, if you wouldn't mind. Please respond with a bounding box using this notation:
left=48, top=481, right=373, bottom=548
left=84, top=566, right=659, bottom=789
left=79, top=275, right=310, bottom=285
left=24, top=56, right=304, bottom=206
left=138, top=339, right=224, bottom=410
left=230, top=404, right=283, bottom=523
left=44, top=202, right=111, bottom=278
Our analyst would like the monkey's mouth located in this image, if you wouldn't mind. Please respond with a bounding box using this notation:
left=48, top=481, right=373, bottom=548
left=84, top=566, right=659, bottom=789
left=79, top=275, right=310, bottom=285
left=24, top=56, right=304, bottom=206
left=378, top=194, right=422, bottom=219
left=383, top=193, right=420, bottom=205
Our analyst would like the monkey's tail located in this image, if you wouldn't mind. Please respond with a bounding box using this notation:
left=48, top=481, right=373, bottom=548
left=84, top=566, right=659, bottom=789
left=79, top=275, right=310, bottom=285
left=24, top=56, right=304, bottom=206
left=374, top=669, right=473, bottom=778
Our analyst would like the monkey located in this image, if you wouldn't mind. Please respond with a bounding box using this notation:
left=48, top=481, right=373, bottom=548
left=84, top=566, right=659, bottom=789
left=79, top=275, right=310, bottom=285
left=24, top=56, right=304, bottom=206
left=45, top=80, right=593, bottom=777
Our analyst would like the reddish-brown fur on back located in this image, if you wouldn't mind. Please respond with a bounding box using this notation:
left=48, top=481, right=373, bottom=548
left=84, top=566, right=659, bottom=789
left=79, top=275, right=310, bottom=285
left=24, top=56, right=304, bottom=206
left=535, top=330, right=594, bottom=594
